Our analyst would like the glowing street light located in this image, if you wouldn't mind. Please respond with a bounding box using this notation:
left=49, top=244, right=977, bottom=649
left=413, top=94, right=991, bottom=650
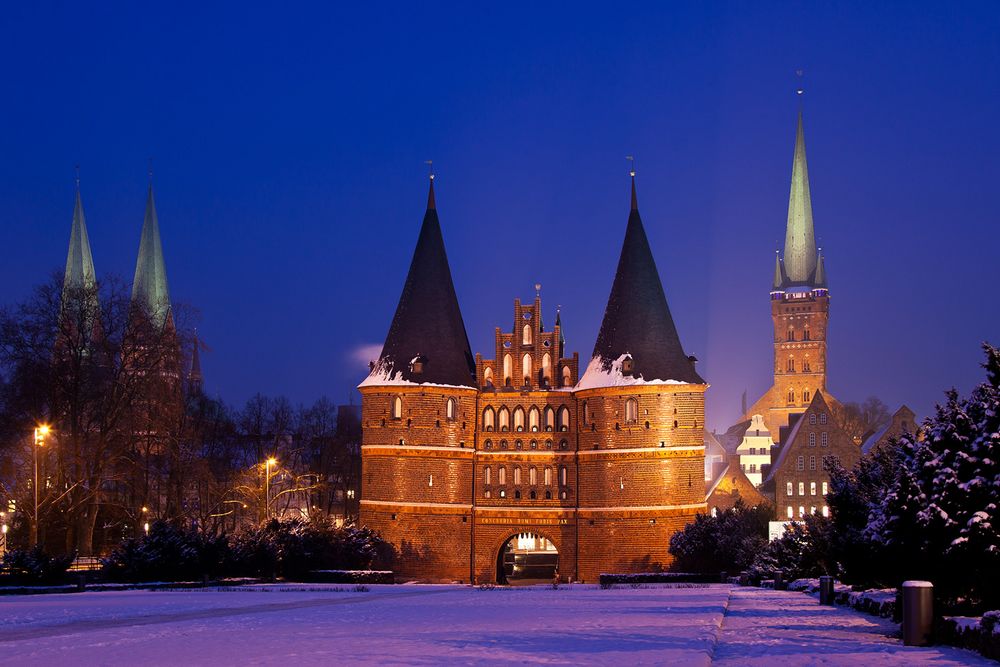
left=265, top=457, right=277, bottom=519
left=30, top=424, right=51, bottom=547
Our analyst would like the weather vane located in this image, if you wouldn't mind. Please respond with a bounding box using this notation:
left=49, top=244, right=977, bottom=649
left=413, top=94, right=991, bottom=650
left=535, top=283, right=541, bottom=298
left=796, top=69, right=805, bottom=97
left=626, top=155, right=636, bottom=177
left=148, top=157, right=154, bottom=185
left=75, top=164, right=80, bottom=189
left=424, top=159, right=434, bottom=180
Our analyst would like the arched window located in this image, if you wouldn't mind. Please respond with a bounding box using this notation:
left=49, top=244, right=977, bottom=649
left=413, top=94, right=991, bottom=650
left=809, top=413, right=816, bottom=425
left=483, top=367, right=493, bottom=386
left=529, top=467, right=537, bottom=485
left=503, top=354, right=513, bottom=385
left=821, top=432, right=828, bottom=447
left=513, top=467, right=521, bottom=485
left=809, top=455, right=816, bottom=470
left=545, top=490, right=552, bottom=499
left=787, top=357, right=795, bottom=372
left=802, top=359, right=811, bottom=372
left=528, top=407, right=539, bottom=431
left=561, top=365, right=571, bottom=387
left=787, top=506, right=794, bottom=519
left=484, top=439, right=493, bottom=450
left=557, top=406, right=570, bottom=431
left=522, top=354, right=532, bottom=384
left=529, top=490, right=536, bottom=499
left=392, top=396, right=402, bottom=419
left=513, top=407, right=525, bottom=432
left=810, top=481, right=817, bottom=495
left=483, top=407, right=495, bottom=431
left=559, top=439, right=568, bottom=450
left=484, top=466, right=491, bottom=485
left=808, top=433, right=816, bottom=447
left=559, top=466, right=567, bottom=486
left=498, top=466, right=506, bottom=485
left=786, top=482, right=793, bottom=496
left=787, top=328, right=794, bottom=341
left=803, top=389, right=810, bottom=403
left=625, top=398, right=638, bottom=424
left=804, top=329, right=811, bottom=341
left=541, top=353, right=552, bottom=384
left=787, top=389, right=795, bottom=403
left=544, top=407, right=555, bottom=431
left=498, top=407, right=510, bottom=432
left=522, top=324, right=532, bottom=345
left=544, top=467, right=552, bottom=486
left=582, top=401, right=589, bottom=425
left=798, top=482, right=805, bottom=495
left=446, top=398, right=456, bottom=420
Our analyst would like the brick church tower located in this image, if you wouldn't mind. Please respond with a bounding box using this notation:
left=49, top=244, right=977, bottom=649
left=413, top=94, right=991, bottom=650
left=746, top=111, right=832, bottom=439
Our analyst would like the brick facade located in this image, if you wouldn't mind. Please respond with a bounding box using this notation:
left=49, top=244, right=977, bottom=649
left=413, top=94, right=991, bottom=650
left=360, top=296, right=706, bottom=583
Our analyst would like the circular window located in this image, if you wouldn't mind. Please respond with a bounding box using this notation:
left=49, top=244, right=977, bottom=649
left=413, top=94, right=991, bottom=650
left=543, top=340, right=551, bottom=347
left=503, top=341, right=512, bottom=348
left=523, top=312, right=532, bottom=320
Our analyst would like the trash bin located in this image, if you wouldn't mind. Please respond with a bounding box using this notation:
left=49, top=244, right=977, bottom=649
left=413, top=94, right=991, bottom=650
left=902, top=581, right=934, bottom=646
left=774, top=571, right=785, bottom=590
left=819, top=575, right=834, bottom=605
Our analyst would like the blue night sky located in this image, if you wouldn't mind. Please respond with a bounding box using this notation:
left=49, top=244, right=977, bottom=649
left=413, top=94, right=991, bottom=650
left=1, top=3, right=998, bottom=430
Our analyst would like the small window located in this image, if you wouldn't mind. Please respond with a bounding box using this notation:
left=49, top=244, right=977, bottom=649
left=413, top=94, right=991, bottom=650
left=529, top=467, right=537, bottom=485
left=787, top=358, right=795, bottom=372
left=559, top=439, right=568, bottom=450
left=803, top=329, right=810, bottom=341
left=822, top=482, right=828, bottom=495
left=446, top=398, right=456, bottom=421
left=483, top=367, right=493, bottom=387
left=621, top=355, right=634, bottom=374
left=500, top=439, right=508, bottom=450
left=799, top=505, right=805, bottom=518
left=819, top=413, right=828, bottom=425
left=786, top=482, right=793, bottom=496
left=515, top=440, right=522, bottom=450
left=796, top=455, right=804, bottom=471
left=428, top=474, right=433, bottom=487
left=559, top=466, right=567, bottom=486
left=822, top=505, right=829, bottom=517
left=529, top=490, right=536, bottom=499
left=557, top=406, right=570, bottom=432
left=582, top=401, right=590, bottom=425
left=484, top=489, right=491, bottom=499
left=544, top=467, right=552, bottom=486
left=821, top=432, right=829, bottom=447
left=483, top=407, right=495, bottom=431
left=787, top=506, right=794, bottom=519
left=513, top=467, right=521, bottom=485
left=625, top=398, right=638, bottom=424
left=809, top=413, right=816, bottom=425
left=809, top=456, right=817, bottom=470
left=809, top=433, right=816, bottom=447
left=392, top=396, right=402, bottom=420
left=522, top=324, right=532, bottom=345
left=810, top=481, right=817, bottom=496
left=798, top=482, right=805, bottom=495
left=484, top=439, right=493, bottom=450
left=545, top=490, right=552, bottom=500
left=561, top=365, right=571, bottom=387
left=803, top=390, right=810, bottom=403
left=484, top=467, right=491, bottom=485
left=787, top=328, right=794, bottom=342
left=498, top=466, right=506, bottom=485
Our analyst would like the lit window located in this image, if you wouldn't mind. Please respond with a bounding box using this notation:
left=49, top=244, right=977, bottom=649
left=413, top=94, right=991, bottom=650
left=822, top=482, right=828, bottom=495
left=483, top=408, right=495, bottom=431
left=822, top=505, right=829, bottom=517
left=498, top=466, right=506, bottom=485
left=541, top=353, right=551, bottom=383
left=544, top=408, right=555, bottom=431
left=561, top=365, right=571, bottom=387
left=483, top=367, right=493, bottom=386
left=798, top=482, right=805, bottom=495
left=499, top=407, right=510, bottom=431
left=786, top=482, right=793, bottom=496
left=522, top=354, right=532, bottom=384
left=799, top=505, right=805, bottom=518
left=522, top=324, right=532, bottom=345
left=529, top=407, right=539, bottom=432
left=485, top=489, right=491, bottom=499
left=557, top=406, right=570, bottom=432
left=503, top=354, right=513, bottom=385
left=514, top=407, right=525, bottom=432
left=392, top=396, right=402, bottom=420
left=787, top=506, right=794, bottom=519
left=810, top=482, right=817, bottom=495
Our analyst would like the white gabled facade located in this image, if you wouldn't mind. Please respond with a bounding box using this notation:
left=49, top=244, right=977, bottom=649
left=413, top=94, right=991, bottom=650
left=736, top=414, right=774, bottom=487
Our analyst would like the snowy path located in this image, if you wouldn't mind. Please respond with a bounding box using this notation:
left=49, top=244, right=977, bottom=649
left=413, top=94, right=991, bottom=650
left=0, top=584, right=989, bottom=665
left=712, top=587, right=989, bottom=665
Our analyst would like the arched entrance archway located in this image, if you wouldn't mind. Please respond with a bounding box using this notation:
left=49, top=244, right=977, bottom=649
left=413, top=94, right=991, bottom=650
left=496, top=532, right=558, bottom=585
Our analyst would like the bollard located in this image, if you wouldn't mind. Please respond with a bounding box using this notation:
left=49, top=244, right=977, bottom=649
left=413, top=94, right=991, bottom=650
left=774, top=571, right=785, bottom=591
left=77, top=574, right=86, bottom=592
left=902, top=581, right=934, bottom=646
left=819, top=575, right=835, bottom=605
left=720, top=571, right=727, bottom=584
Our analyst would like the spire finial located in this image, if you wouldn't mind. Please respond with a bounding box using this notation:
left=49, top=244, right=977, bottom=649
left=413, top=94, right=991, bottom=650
left=424, top=160, right=435, bottom=210
left=534, top=283, right=541, bottom=298
left=795, top=69, right=805, bottom=109
left=148, top=157, right=154, bottom=186
left=626, top=155, right=637, bottom=210
left=74, top=164, right=80, bottom=191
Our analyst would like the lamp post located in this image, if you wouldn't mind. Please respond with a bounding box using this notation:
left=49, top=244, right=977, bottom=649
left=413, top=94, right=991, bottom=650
left=265, top=457, right=277, bottom=520
left=31, top=425, right=50, bottom=547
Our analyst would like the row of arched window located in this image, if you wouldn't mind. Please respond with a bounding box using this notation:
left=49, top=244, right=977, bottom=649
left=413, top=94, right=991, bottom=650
left=786, top=389, right=812, bottom=404
left=482, top=439, right=569, bottom=450
left=482, top=405, right=571, bottom=432
left=391, top=396, right=459, bottom=422
left=483, top=464, right=568, bottom=487
left=786, top=328, right=812, bottom=342
left=483, top=355, right=573, bottom=388
left=784, top=358, right=814, bottom=372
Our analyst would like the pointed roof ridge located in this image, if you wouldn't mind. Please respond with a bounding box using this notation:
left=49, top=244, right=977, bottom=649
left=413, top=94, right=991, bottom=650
left=64, top=184, right=97, bottom=294
left=814, top=250, right=827, bottom=288
left=583, top=176, right=704, bottom=387
left=772, top=251, right=784, bottom=291
left=131, top=183, right=172, bottom=328
left=427, top=175, right=436, bottom=210
left=360, top=179, right=475, bottom=388
left=783, top=110, right=818, bottom=285
left=630, top=172, right=638, bottom=211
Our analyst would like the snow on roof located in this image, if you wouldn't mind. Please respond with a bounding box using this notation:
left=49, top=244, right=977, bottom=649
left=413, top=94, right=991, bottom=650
left=764, top=410, right=808, bottom=484
left=861, top=423, right=891, bottom=455
left=705, top=461, right=731, bottom=500
left=576, top=354, right=693, bottom=391
left=358, top=362, right=475, bottom=390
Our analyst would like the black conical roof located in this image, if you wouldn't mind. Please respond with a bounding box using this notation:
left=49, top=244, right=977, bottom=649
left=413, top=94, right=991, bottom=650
left=367, top=179, right=476, bottom=387
left=590, top=177, right=704, bottom=385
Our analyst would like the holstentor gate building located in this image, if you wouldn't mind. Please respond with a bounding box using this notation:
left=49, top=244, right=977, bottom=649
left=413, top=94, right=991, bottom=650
left=359, top=174, right=707, bottom=583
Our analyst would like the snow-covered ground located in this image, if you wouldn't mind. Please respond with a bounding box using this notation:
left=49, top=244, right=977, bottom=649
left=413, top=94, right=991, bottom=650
left=0, top=584, right=989, bottom=665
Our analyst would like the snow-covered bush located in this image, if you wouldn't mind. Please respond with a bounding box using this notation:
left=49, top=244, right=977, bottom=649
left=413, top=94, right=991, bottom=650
left=101, top=521, right=231, bottom=582
left=2, top=546, right=74, bottom=584
left=867, top=343, right=1000, bottom=611
left=748, top=514, right=836, bottom=581
left=230, top=518, right=393, bottom=580
left=667, top=501, right=771, bottom=574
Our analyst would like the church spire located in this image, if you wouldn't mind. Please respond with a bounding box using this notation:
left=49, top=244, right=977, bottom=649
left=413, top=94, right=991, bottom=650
left=188, top=332, right=203, bottom=392
left=814, top=250, right=827, bottom=289
left=772, top=251, right=784, bottom=291
left=63, top=175, right=97, bottom=295
left=361, top=176, right=475, bottom=388
left=782, top=111, right=818, bottom=285
left=581, top=173, right=704, bottom=387
left=131, top=182, right=172, bottom=328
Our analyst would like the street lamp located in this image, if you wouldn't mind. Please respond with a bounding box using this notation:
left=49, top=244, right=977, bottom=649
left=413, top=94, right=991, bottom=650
left=31, top=425, right=50, bottom=547
left=265, top=457, right=277, bottom=519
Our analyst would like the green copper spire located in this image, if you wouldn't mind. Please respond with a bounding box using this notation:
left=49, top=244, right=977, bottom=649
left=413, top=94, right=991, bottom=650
left=64, top=184, right=97, bottom=294
left=131, top=184, right=172, bottom=328
left=772, top=251, right=784, bottom=291
left=782, top=111, right=818, bottom=284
